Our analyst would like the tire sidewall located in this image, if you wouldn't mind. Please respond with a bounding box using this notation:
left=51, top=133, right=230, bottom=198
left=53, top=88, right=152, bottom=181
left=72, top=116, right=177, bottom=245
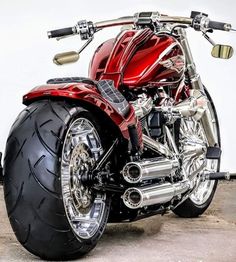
left=3, top=100, right=111, bottom=259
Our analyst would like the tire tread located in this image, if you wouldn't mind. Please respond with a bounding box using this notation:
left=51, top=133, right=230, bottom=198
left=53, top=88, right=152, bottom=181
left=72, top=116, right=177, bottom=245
left=3, top=99, right=110, bottom=260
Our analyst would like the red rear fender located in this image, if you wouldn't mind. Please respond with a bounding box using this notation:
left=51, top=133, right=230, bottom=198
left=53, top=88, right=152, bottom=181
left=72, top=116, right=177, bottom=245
left=23, top=82, right=139, bottom=141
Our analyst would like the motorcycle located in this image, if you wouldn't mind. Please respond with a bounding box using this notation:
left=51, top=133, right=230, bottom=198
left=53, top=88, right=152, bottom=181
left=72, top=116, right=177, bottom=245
left=3, top=11, right=236, bottom=260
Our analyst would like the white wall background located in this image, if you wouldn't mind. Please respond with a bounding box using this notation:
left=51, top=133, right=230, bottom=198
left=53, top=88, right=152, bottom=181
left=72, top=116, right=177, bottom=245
left=0, top=0, right=235, bottom=171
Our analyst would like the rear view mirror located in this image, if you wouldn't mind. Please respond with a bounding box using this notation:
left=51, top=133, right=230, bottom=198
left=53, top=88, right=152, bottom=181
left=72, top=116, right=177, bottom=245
left=211, top=44, right=234, bottom=59
left=53, top=51, right=80, bottom=65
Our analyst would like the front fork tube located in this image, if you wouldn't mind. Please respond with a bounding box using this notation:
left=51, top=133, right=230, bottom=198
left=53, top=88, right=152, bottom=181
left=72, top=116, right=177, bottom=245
left=178, top=28, right=217, bottom=146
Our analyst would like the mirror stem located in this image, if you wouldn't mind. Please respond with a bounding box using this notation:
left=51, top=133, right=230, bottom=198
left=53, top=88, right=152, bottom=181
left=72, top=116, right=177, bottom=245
left=78, top=36, right=94, bottom=54
left=202, top=31, right=216, bottom=46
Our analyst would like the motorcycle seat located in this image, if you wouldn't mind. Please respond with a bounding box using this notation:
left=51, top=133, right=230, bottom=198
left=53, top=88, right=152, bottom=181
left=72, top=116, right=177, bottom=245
left=96, top=80, right=130, bottom=117
left=46, top=77, right=130, bottom=117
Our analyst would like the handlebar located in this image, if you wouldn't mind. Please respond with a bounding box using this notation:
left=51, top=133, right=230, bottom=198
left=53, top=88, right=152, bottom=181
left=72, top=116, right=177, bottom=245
left=47, top=12, right=232, bottom=40
left=208, top=20, right=231, bottom=31
left=94, top=16, right=134, bottom=29
left=47, top=27, right=76, bottom=38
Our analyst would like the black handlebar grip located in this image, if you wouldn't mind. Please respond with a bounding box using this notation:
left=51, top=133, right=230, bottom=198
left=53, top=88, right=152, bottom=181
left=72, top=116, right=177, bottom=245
left=48, top=27, right=75, bottom=38
left=208, top=20, right=231, bottom=31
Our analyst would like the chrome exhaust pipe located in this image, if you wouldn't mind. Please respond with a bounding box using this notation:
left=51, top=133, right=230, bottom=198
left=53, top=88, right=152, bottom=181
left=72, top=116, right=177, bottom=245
left=122, top=158, right=179, bottom=184
left=122, top=181, right=189, bottom=209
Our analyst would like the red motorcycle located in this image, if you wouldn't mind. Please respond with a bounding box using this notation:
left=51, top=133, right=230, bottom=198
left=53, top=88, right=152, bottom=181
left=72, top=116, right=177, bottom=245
left=3, top=11, right=236, bottom=260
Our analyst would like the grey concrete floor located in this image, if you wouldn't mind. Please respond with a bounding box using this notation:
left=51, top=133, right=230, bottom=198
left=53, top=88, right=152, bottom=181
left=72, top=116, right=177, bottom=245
left=1, top=182, right=236, bottom=262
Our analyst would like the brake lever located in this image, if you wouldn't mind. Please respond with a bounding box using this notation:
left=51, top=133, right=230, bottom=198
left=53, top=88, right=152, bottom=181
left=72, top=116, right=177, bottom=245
left=56, top=35, right=75, bottom=41
left=206, top=28, right=213, bottom=33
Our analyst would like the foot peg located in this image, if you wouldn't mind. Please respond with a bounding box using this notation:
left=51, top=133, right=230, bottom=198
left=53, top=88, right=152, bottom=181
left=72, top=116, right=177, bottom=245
left=206, top=146, right=221, bottom=159
left=205, top=172, right=236, bottom=180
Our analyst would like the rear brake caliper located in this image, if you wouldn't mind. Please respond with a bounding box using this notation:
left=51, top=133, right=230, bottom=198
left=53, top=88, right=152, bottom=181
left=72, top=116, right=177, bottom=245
left=70, top=143, right=95, bottom=211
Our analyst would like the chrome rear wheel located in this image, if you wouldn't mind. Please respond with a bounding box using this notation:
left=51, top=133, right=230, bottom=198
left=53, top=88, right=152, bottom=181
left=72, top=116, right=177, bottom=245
left=61, top=117, right=106, bottom=239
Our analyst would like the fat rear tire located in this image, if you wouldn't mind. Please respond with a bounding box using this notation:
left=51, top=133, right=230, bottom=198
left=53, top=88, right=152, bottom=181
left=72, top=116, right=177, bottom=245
left=3, top=99, right=110, bottom=260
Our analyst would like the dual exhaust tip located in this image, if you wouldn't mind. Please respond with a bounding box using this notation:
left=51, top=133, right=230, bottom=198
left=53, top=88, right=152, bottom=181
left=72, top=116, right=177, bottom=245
left=121, top=158, right=182, bottom=209
left=123, top=188, right=143, bottom=209
left=122, top=158, right=179, bottom=184
left=122, top=182, right=188, bottom=209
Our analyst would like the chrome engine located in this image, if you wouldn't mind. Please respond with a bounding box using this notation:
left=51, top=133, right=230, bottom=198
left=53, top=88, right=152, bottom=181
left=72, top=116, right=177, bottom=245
left=122, top=91, right=209, bottom=209
left=130, top=94, right=153, bottom=119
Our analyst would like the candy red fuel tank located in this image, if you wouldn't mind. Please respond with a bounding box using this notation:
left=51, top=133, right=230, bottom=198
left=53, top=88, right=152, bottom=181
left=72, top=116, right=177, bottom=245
left=89, top=28, right=185, bottom=89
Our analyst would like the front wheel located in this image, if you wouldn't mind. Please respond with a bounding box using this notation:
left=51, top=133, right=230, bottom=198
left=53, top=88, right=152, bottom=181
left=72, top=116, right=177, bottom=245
left=173, top=88, right=220, bottom=218
left=4, top=100, right=110, bottom=260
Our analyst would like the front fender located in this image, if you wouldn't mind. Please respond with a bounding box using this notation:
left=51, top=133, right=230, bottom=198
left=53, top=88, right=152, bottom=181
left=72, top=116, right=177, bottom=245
left=23, top=82, right=140, bottom=141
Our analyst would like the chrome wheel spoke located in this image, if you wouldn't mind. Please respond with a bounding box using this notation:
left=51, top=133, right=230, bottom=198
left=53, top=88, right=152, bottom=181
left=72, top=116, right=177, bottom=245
left=71, top=216, right=99, bottom=225
left=180, top=105, right=218, bottom=206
